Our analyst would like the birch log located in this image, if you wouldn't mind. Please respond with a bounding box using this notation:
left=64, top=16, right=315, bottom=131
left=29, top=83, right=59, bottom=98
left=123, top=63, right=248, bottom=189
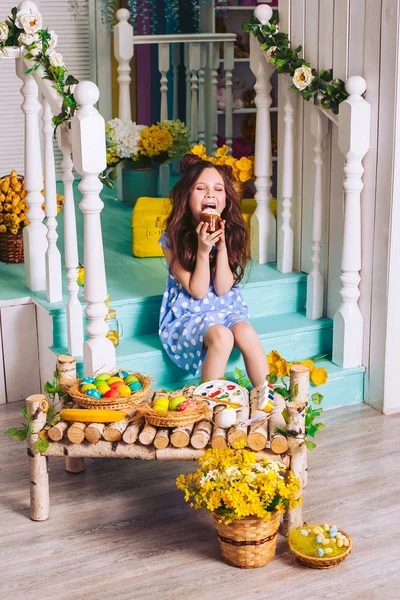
left=67, top=422, right=86, bottom=444
left=103, top=409, right=136, bottom=442
left=191, top=420, right=213, bottom=449
left=43, top=441, right=155, bottom=460
left=269, top=392, right=289, bottom=454
left=85, top=422, right=105, bottom=444
left=139, top=423, right=158, bottom=446
left=26, top=394, right=50, bottom=521
left=211, top=406, right=228, bottom=448
left=155, top=447, right=204, bottom=461
left=122, top=416, right=144, bottom=444
left=282, top=364, right=308, bottom=536
left=154, top=428, right=170, bottom=449
left=48, top=420, right=68, bottom=442
left=170, top=423, right=195, bottom=448
left=227, top=399, right=250, bottom=446
left=247, top=386, right=269, bottom=451
left=56, top=355, right=85, bottom=474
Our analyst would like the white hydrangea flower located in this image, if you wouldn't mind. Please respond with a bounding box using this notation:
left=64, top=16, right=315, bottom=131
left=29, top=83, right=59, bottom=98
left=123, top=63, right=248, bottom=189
left=16, top=9, right=42, bottom=34
left=18, top=32, right=39, bottom=46
left=0, top=22, right=9, bottom=43
left=293, top=65, right=313, bottom=91
left=48, top=51, right=64, bottom=68
left=263, top=46, right=277, bottom=64
left=107, top=118, right=145, bottom=159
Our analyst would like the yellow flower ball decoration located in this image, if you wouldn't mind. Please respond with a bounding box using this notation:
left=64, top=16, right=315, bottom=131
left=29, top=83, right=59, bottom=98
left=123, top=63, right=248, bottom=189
left=188, top=144, right=255, bottom=184
left=138, top=124, right=174, bottom=159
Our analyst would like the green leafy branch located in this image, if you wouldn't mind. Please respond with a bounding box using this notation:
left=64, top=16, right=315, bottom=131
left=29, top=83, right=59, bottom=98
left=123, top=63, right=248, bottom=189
left=243, top=14, right=349, bottom=114
left=276, top=392, right=326, bottom=451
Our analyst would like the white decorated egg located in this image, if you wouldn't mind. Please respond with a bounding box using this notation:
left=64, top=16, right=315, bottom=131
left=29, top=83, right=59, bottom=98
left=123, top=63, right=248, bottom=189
left=218, top=407, right=237, bottom=429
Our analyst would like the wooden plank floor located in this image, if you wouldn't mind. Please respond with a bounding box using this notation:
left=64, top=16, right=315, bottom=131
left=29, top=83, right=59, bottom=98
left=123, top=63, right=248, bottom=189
left=1, top=401, right=400, bottom=600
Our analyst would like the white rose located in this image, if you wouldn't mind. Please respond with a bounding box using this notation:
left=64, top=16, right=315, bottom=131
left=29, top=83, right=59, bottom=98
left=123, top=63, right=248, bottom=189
left=30, top=46, right=41, bottom=57
left=47, top=30, right=58, bottom=49
left=16, top=10, right=42, bottom=34
left=49, top=51, right=64, bottom=68
left=263, top=46, right=277, bottom=64
left=18, top=32, right=39, bottom=46
left=292, top=65, right=314, bottom=91
left=0, top=22, right=9, bottom=43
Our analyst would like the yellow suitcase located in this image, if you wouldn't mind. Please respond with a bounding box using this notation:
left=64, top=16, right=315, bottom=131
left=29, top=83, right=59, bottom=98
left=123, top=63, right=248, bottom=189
left=131, top=196, right=270, bottom=258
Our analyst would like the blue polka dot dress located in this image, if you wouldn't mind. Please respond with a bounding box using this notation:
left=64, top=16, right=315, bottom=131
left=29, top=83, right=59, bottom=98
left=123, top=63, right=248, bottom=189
left=158, top=231, right=249, bottom=375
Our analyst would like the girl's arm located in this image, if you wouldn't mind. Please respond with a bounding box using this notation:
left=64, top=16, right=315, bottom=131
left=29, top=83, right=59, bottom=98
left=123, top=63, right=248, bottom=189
left=213, top=221, right=234, bottom=296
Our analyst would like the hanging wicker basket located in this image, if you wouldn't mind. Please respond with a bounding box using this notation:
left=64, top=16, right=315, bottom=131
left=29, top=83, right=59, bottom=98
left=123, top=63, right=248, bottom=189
left=213, top=511, right=280, bottom=569
left=0, top=231, right=24, bottom=263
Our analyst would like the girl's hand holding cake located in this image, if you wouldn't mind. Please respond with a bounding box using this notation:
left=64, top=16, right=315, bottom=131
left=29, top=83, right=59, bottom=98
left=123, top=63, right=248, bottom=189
left=196, top=221, right=223, bottom=255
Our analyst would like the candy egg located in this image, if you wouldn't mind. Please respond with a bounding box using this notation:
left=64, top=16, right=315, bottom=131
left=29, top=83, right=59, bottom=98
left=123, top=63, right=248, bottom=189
left=313, top=527, right=322, bottom=535
left=300, top=529, right=309, bottom=537
left=324, top=547, right=333, bottom=555
left=125, top=375, right=138, bottom=384
left=323, top=523, right=330, bottom=531
left=81, top=383, right=96, bottom=393
left=317, top=548, right=324, bottom=557
left=84, top=388, right=101, bottom=399
left=81, top=377, right=95, bottom=385
left=217, top=407, right=237, bottom=429
left=343, top=538, right=349, bottom=547
left=337, top=539, right=344, bottom=548
left=316, top=535, right=323, bottom=544
left=96, top=373, right=111, bottom=381
left=128, top=381, right=142, bottom=392
left=322, top=538, right=330, bottom=546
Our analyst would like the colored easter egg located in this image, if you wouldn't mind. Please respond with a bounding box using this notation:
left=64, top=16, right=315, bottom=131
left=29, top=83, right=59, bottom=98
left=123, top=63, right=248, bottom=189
left=117, top=370, right=129, bottom=379
left=323, top=524, right=330, bottom=531
left=110, top=381, right=125, bottom=389
left=84, top=388, right=101, bottom=399
left=153, top=397, right=169, bottom=409
left=316, top=535, right=323, bottom=544
left=128, top=381, right=142, bottom=392
left=322, top=538, right=330, bottom=546
left=81, top=383, right=96, bottom=393
left=177, top=400, right=198, bottom=412
left=317, top=548, right=324, bottom=557
left=94, top=378, right=107, bottom=388
left=97, top=383, right=111, bottom=396
left=107, top=376, right=124, bottom=385
left=81, top=377, right=95, bottom=385
left=125, top=375, right=138, bottom=384
left=324, top=547, right=333, bottom=555
left=104, top=389, right=121, bottom=399
left=118, top=385, right=132, bottom=398
left=169, top=396, right=187, bottom=411
left=96, top=373, right=111, bottom=381
left=153, top=405, right=169, bottom=413
left=337, top=539, right=344, bottom=548
left=300, top=530, right=309, bottom=537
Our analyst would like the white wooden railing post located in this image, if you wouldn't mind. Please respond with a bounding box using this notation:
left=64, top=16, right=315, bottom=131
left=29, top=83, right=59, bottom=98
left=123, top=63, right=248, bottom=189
left=208, top=41, right=220, bottom=154
left=249, top=4, right=276, bottom=264
left=333, top=76, right=371, bottom=368
left=307, top=106, right=329, bottom=320
left=198, top=44, right=207, bottom=146
left=15, top=55, right=47, bottom=291
left=41, top=96, right=62, bottom=303
left=184, top=45, right=191, bottom=134
left=172, top=44, right=180, bottom=120
left=189, top=42, right=200, bottom=145
left=57, top=125, right=83, bottom=358
left=224, top=40, right=234, bottom=152
left=277, top=76, right=294, bottom=273
left=71, top=82, right=116, bottom=374
left=158, top=43, right=170, bottom=197
left=114, top=8, right=134, bottom=121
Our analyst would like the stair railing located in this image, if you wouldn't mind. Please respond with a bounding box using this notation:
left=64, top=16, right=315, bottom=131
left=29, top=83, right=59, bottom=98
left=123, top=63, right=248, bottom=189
left=251, top=4, right=371, bottom=369
left=114, top=8, right=236, bottom=195
left=4, top=0, right=115, bottom=375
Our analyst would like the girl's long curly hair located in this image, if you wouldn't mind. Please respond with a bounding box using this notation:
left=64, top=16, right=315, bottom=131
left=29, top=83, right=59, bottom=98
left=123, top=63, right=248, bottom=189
left=165, top=154, right=248, bottom=284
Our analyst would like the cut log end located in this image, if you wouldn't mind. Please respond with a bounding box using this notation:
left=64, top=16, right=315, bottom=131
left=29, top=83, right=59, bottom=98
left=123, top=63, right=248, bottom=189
left=270, top=435, right=289, bottom=454
left=211, top=436, right=227, bottom=449
left=227, top=429, right=247, bottom=445
left=247, top=431, right=268, bottom=452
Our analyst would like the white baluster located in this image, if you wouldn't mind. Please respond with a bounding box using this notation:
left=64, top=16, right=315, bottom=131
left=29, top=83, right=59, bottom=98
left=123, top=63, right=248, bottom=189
left=15, top=55, right=47, bottom=291
left=57, top=125, right=83, bottom=358
left=208, top=41, right=220, bottom=154
left=71, top=82, right=116, bottom=374
left=333, top=76, right=371, bottom=368
left=307, top=107, right=329, bottom=320
left=114, top=8, right=134, bottom=121
left=249, top=4, right=276, bottom=264
left=159, top=43, right=170, bottom=121
left=184, top=45, right=191, bottom=132
left=277, top=77, right=294, bottom=273
left=41, top=96, right=62, bottom=303
left=189, top=42, right=200, bottom=145
left=172, top=44, right=180, bottom=121
left=224, top=41, right=234, bottom=152
left=198, top=44, right=207, bottom=146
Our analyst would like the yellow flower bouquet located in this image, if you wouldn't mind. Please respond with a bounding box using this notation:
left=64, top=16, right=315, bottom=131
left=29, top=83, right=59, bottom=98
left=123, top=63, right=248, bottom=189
left=267, top=350, right=328, bottom=450
left=176, top=443, right=301, bottom=525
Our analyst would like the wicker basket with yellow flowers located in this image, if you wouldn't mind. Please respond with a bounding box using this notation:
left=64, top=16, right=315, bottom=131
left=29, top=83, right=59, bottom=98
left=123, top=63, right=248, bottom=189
left=0, top=170, right=64, bottom=264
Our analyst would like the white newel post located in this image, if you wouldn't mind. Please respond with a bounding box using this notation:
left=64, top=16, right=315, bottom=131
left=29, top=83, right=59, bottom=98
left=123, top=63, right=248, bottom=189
left=307, top=106, right=329, bottom=320
left=277, top=76, right=294, bottom=273
left=333, top=76, right=371, bottom=368
left=224, top=40, right=234, bottom=152
left=15, top=56, right=47, bottom=291
left=41, top=96, right=62, bottom=303
left=158, top=43, right=170, bottom=197
left=57, top=125, right=83, bottom=358
left=114, top=9, right=134, bottom=121
left=250, top=4, right=276, bottom=264
left=71, top=82, right=116, bottom=374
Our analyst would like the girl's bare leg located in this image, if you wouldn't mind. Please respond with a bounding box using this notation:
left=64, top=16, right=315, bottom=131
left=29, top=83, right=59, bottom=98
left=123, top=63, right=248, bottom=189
left=201, top=324, right=234, bottom=380
left=231, top=321, right=268, bottom=387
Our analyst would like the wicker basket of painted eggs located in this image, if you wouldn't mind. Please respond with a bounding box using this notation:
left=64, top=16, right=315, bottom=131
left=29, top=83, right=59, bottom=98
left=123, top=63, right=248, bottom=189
left=135, top=387, right=212, bottom=427
left=68, top=368, right=151, bottom=410
left=288, top=524, right=353, bottom=569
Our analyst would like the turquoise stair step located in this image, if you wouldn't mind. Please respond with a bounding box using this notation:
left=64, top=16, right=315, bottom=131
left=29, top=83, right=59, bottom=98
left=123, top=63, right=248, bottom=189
left=48, top=270, right=306, bottom=350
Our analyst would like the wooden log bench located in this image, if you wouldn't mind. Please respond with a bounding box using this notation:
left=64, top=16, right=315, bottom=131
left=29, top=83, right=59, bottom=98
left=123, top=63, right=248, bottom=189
left=26, top=358, right=309, bottom=535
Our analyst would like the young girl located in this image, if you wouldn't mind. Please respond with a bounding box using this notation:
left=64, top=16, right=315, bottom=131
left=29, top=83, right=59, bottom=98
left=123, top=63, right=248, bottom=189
left=158, top=154, right=268, bottom=387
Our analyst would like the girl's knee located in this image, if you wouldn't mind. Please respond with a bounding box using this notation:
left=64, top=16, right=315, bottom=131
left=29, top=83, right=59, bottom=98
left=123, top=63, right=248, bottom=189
left=205, top=325, right=234, bottom=351
left=232, top=322, right=257, bottom=348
